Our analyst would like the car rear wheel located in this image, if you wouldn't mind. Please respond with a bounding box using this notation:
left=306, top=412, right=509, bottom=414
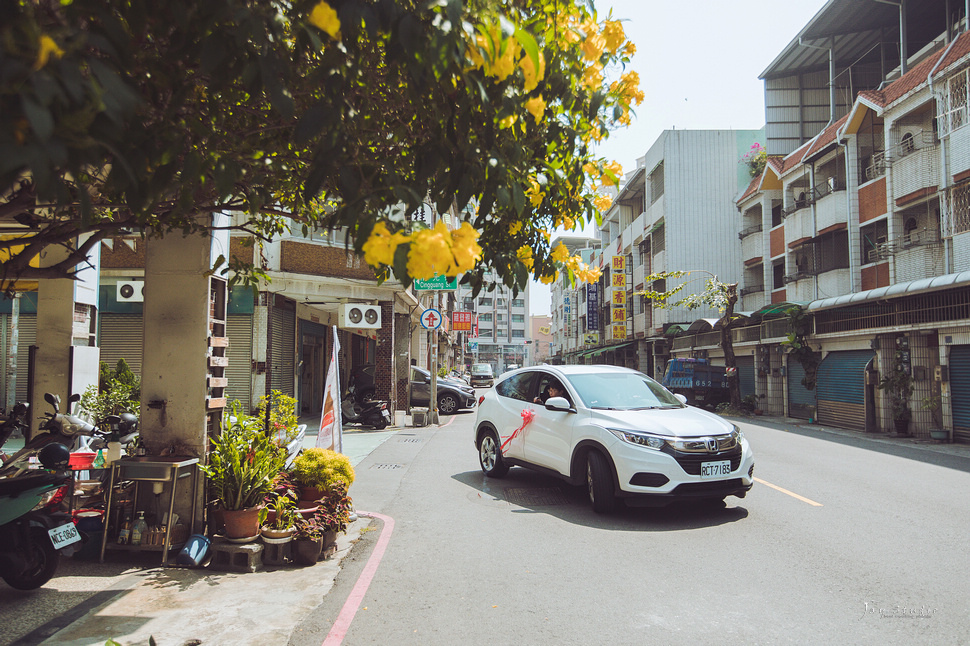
left=478, top=430, right=509, bottom=478
left=586, top=451, right=616, bottom=514
left=438, top=393, right=459, bottom=415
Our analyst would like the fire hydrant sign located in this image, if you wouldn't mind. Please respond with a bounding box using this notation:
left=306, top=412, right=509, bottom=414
left=420, top=308, right=442, bottom=330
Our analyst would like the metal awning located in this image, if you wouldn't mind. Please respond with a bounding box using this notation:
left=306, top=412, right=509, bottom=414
left=808, top=271, right=970, bottom=312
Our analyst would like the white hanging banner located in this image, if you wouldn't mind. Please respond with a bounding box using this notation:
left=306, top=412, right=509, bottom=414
left=316, top=326, right=343, bottom=452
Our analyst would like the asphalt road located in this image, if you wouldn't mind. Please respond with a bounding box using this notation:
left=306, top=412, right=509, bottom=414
left=291, top=411, right=970, bottom=646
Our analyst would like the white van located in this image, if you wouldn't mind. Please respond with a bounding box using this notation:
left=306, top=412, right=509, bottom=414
left=469, top=363, right=495, bottom=387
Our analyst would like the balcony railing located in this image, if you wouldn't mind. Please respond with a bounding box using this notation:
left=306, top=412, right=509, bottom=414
left=783, top=270, right=813, bottom=284
left=738, top=223, right=763, bottom=240
left=866, top=227, right=941, bottom=262
left=781, top=193, right=812, bottom=218
left=861, top=151, right=886, bottom=183
left=739, top=284, right=764, bottom=297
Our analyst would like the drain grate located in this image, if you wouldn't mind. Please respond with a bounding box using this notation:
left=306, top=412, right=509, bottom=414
left=503, top=487, right=570, bottom=507
left=371, top=463, right=404, bottom=470
left=398, top=438, right=422, bottom=443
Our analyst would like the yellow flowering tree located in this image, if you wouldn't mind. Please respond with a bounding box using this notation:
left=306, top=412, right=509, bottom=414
left=1, top=0, right=639, bottom=294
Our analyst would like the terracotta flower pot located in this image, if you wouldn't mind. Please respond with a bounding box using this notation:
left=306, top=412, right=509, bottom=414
left=260, top=526, right=295, bottom=542
left=299, top=486, right=325, bottom=505
left=292, top=537, right=323, bottom=565
left=222, top=506, right=261, bottom=539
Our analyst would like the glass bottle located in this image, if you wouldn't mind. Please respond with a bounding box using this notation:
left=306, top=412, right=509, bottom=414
left=131, top=511, right=148, bottom=546
left=117, top=514, right=132, bottom=544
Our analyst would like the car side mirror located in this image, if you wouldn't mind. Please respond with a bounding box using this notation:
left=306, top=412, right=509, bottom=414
left=674, top=393, right=688, bottom=404
left=544, top=396, right=573, bottom=412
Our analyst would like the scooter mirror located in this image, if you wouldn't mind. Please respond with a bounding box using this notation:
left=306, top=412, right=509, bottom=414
left=45, top=392, right=59, bottom=409
left=69, top=393, right=81, bottom=404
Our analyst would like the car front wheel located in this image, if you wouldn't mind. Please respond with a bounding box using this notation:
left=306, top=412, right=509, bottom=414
left=586, top=451, right=616, bottom=514
left=438, top=393, right=459, bottom=415
left=478, top=429, right=509, bottom=478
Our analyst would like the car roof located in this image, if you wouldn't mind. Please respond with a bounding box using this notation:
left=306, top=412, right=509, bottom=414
left=506, top=365, right=643, bottom=378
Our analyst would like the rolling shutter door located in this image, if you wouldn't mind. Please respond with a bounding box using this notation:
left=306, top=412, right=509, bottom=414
left=98, top=314, right=144, bottom=377
left=951, top=345, right=970, bottom=442
left=270, top=308, right=296, bottom=397
left=3, top=314, right=36, bottom=404
left=816, top=350, right=873, bottom=431
left=226, top=315, right=254, bottom=412
left=787, top=357, right=816, bottom=420
left=736, top=356, right=755, bottom=399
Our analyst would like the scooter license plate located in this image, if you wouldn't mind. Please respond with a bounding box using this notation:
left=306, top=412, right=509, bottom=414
left=381, top=409, right=391, bottom=421
left=49, top=522, right=81, bottom=550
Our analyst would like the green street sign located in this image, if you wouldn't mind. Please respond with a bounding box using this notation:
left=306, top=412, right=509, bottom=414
left=413, top=275, right=458, bottom=291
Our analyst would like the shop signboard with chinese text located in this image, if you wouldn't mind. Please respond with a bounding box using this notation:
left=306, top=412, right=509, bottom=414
left=586, top=283, right=599, bottom=330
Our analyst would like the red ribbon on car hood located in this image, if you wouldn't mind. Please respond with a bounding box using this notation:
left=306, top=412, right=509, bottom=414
left=500, top=408, right=535, bottom=454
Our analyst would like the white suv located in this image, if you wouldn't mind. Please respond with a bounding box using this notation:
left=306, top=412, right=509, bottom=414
left=473, top=365, right=754, bottom=512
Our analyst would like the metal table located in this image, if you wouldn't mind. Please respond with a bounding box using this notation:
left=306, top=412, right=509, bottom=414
left=99, top=456, right=200, bottom=564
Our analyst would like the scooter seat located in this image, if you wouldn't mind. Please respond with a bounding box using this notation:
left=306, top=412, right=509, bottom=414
left=0, top=471, right=60, bottom=498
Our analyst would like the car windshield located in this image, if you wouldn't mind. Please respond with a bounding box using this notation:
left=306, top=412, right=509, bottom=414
left=471, top=364, right=492, bottom=375
left=565, top=372, right=684, bottom=410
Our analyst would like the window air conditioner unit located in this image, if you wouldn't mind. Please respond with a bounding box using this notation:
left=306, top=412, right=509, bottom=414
left=117, top=280, right=144, bottom=303
left=338, top=303, right=381, bottom=329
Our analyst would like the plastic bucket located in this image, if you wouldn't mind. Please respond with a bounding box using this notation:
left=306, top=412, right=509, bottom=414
left=176, top=534, right=211, bottom=567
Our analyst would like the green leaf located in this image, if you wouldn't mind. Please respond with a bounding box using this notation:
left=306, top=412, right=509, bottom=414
left=513, top=27, right=539, bottom=79
left=21, top=96, right=54, bottom=142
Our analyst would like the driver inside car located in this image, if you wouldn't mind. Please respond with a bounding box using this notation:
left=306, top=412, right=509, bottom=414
left=535, top=382, right=569, bottom=405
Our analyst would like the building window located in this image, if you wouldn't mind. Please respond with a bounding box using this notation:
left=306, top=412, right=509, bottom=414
left=814, top=230, right=849, bottom=274
left=649, top=162, right=664, bottom=205
left=496, top=313, right=504, bottom=321
left=480, top=328, right=493, bottom=337
left=463, top=298, right=474, bottom=310
left=479, top=298, right=492, bottom=306
left=479, top=313, right=493, bottom=322
left=511, top=314, right=525, bottom=323
left=511, top=299, right=525, bottom=308
left=496, top=299, right=504, bottom=306
left=512, top=329, right=525, bottom=338
left=773, top=261, right=785, bottom=290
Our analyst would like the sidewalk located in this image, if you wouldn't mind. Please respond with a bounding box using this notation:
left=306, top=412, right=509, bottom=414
left=6, top=416, right=413, bottom=646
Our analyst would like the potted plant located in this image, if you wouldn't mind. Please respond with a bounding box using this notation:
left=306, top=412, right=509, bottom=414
left=201, top=407, right=287, bottom=540
left=259, top=496, right=297, bottom=542
left=877, top=354, right=914, bottom=436
left=291, top=481, right=353, bottom=565
left=920, top=395, right=949, bottom=441
left=292, top=448, right=355, bottom=504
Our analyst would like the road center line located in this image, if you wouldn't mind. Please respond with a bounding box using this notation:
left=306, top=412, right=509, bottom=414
left=754, top=477, right=823, bottom=507
left=322, top=511, right=395, bottom=646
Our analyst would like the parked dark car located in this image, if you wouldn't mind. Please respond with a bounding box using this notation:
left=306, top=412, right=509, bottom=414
left=409, top=366, right=477, bottom=414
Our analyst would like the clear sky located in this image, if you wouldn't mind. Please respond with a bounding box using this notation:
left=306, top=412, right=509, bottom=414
left=530, top=0, right=828, bottom=316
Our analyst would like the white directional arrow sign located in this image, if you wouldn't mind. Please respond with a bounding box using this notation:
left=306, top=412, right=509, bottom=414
left=420, top=308, right=442, bottom=330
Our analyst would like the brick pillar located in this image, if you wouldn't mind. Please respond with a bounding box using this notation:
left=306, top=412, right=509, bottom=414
left=395, top=312, right=411, bottom=412
left=374, top=301, right=394, bottom=407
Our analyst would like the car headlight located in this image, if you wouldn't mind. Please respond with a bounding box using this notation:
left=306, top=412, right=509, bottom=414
left=607, top=428, right=666, bottom=450
left=732, top=425, right=744, bottom=444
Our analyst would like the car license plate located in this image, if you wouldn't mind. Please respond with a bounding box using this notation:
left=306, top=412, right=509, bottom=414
left=700, top=460, right=731, bottom=478
left=49, top=522, right=81, bottom=550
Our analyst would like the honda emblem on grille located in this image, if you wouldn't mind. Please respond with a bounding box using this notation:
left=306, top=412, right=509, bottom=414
left=704, top=437, right=718, bottom=452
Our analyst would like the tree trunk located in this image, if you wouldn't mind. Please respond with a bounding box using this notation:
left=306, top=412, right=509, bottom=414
left=720, top=284, right=742, bottom=410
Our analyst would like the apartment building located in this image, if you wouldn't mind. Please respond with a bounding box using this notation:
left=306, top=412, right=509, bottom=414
left=455, top=273, right=531, bottom=374
left=553, top=130, right=760, bottom=381
left=726, top=1, right=970, bottom=441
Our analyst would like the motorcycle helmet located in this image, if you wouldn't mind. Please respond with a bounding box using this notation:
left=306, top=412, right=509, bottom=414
left=39, top=442, right=71, bottom=471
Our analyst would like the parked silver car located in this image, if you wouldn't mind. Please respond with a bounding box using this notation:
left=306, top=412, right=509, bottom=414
left=409, top=366, right=478, bottom=414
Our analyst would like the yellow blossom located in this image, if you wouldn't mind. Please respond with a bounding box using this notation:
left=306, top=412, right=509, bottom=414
left=521, top=51, right=546, bottom=92
left=539, top=271, right=559, bottom=285
left=509, top=222, right=523, bottom=236
left=362, top=222, right=409, bottom=267
left=622, top=41, right=637, bottom=56
left=516, top=245, right=534, bottom=270
left=450, top=222, right=482, bottom=272
left=408, top=221, right=452, bottom=279
left=309, top=1, right=341, bottom=40
left=33, top=35, right=64, bottom=70
left=601, top=20, right=626, bottom=53
left=563, top=215, right=575, bottom=230
left=525, top=96, right=546, bottom=124
left=525, top=179, right=545, bottom=208
left=593, top=194, right=612, bottom=212
left=583, top=63, right=604, bottom=90
left=498, top=114, right=518, bottom=129
left=551, top=242, right=570, bottom=263
left=602, top=161, right=623, bottom=187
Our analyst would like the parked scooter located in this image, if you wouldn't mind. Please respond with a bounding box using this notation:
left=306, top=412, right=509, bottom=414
left=1, top=393, right=96, bottom=478
left=341, top=391, right=391, bottom=429
left=0, top=442, right=82, bottom=589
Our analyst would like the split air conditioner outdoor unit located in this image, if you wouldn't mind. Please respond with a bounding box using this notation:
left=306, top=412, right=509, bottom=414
left=338, top=303, right=381, bottom=329
left=117, top=280, right=144, bottom=303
